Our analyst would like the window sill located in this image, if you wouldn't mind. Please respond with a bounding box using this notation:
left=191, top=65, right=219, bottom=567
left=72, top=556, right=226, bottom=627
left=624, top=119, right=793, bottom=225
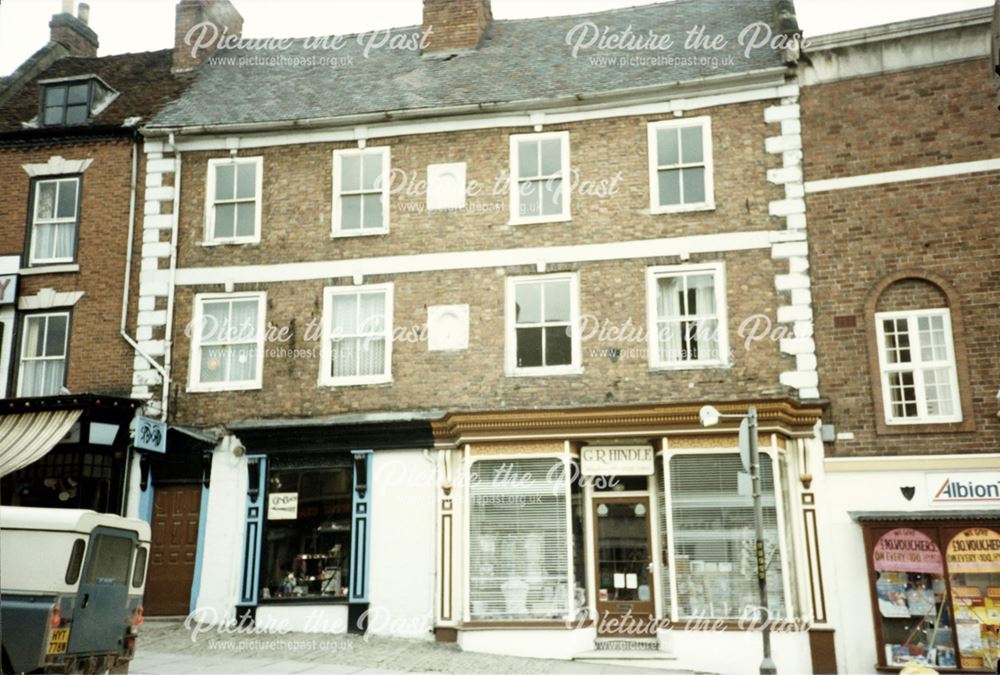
left=650, top=202, right=715, bottom=215
left=200, top=239, right=260, bottom=247
left=330, top=229, right=389, bottom=239
left=508, top=214, right=572, bottom=226
left=507, top=366, right=583, bottom=378
left=460, top=619, right=588, bottom=630
left=876, top=417, right=975, bottom=435
left=257, top=597, right=350, bottom=606
left=648, top=361, right=730, bottom=371
left=318, top=376, right=393, bottom=388
left=187, top=383, right=263, bottom=393
left=19, top=264, right=79, bottom=276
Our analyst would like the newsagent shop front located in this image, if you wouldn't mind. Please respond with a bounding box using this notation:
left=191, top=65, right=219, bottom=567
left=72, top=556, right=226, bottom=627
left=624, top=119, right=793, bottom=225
left=429, top=402, right=837, bottom=674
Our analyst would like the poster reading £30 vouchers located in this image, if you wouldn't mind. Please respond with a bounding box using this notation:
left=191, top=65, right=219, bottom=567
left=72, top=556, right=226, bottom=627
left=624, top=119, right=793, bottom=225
left=947, top=528, right=1000, bottom=671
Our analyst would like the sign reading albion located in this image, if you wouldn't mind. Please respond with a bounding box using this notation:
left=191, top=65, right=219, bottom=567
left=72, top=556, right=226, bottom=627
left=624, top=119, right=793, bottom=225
left=580, top=445, right=654, bottom=476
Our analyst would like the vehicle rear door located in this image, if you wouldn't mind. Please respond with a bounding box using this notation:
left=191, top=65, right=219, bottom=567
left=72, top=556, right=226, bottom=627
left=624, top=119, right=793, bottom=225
left=66, top=526, right=136, bottom=655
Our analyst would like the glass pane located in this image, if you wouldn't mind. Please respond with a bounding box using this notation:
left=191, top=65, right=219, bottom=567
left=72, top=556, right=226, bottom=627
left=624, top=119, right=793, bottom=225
left=36, top=181, right=57, bottom=220
left=227, top=343, right=257, bottom=381
left=540, top=138, right=562, bottom=176
left=358, top=336, right=385, bottom=376
left=595, top=501, right=652, bottom=603
left=331, top=294, right=358, bottom=335
left=340, top=155, right=361, bottom=192
left=680, top=125, right=704, bottom=163
left=917, top=315, right=947, bottom=362
left=883, top=319, right=911, bottom=364
left=359, top=292, right=385, bottom=334
left=362, top=152, right=382, bottom=191
left=44, top=106, right=63, bottom=125
left=43, top=360, right=65, bottom=395
left=543, top=280, right=570, bottom=322
left=199, top=345, right=227, bottom=382
left=214, top=204, right=235, bottom=238
left=331, top=336, right=359, bottom=378
left=544, top=325, right=572, bottom=366
left=45, top=86, right=66, bottom=106
left=56, top=180, right=78, bottom=219
left=84, top=535, right=132, bottom=585
left=132, top=548, right=147, bottom=588
left=657, top=277, right=681, bottom=319
left=516, top=327, right=543, bottom=368
left=230, top=300, right=258, bottom=340
left=67, top=83, right=89, bottom=104
left=541, top=178, right=562, bottom=216
left=923, top=368, right=954, bottom=417
left=19, top=361, right=45, bottom=396
left=65, top=104, right=87, bottom=125
left=517, top=140, right=538, bottom=179
left=888, top=371, right=918, bottom=418
left=235, top=203, right=256, bottom=237
left=52, top=223, right=75, bottom=259
left=658, top=169, right=681, bottom=206
left=44, top=315, right=68, bottom=357
left=201, top=301, right=230, bottom=343
left=214, top=164, right=235, bottom=201
left=515, top=283, right=541, bottom=324
left=657, top=128, right=679, bottom=166
left=362, top=194, right=383, bottom=230
left=340, top=195, right=361, bottom=230
left=518, top=181, right=541, bottom=217
left=236, top=163, right=256, bottom=200
left=23, top=316, right=46, bottom=357
left=686, top=273, right=716, bottom=315
left=682, top=167, right=706, bottom=204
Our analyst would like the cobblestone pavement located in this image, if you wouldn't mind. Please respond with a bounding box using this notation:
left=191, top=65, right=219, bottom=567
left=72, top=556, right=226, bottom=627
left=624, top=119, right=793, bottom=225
left=132, top=619, right=679, bottom=674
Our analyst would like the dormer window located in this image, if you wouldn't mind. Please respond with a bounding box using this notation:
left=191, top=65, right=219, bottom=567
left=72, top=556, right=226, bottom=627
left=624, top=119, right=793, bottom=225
left=42, top=82, right=91, bottom=126
left=38, top=76, right=116, bottom=127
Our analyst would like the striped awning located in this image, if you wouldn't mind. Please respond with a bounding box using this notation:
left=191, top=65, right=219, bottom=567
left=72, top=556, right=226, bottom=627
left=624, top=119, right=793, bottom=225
left=0, top=409, right=83, bottom=478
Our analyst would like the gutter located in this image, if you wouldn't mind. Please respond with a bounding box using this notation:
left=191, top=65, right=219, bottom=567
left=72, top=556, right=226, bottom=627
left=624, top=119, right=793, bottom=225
left=140, top=66, right=790, bottom=138
left=804, top=6, right=993, bottom=52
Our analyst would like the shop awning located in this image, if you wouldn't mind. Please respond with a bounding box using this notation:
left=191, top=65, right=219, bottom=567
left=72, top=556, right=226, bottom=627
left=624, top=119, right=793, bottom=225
left=0, top=408, right=83, bottom=478
left=850, top=510, right=1000, bottom=522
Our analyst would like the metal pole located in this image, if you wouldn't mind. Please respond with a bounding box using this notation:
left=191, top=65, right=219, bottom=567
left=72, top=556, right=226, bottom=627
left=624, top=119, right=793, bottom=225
left=748, top=406, right=776, bottom=674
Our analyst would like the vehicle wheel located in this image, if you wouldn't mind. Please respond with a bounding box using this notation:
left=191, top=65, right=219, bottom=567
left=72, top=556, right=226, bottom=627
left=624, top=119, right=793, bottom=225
left=1, top=647, right=15, bottom=675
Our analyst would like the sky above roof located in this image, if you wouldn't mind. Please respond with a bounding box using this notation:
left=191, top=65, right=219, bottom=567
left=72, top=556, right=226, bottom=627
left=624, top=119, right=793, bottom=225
left=1, top=0, right=991, bottom=77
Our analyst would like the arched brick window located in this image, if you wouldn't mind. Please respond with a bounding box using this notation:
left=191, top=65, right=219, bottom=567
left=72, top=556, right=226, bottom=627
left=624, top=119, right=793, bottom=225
left=864, top=271, right=975, bottom=434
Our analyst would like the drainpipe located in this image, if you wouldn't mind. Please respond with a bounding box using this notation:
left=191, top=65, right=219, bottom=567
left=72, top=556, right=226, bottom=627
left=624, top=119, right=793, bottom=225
left=120, top=135, right=168, bottom=388
left=160, top=133, right=182, bottom=422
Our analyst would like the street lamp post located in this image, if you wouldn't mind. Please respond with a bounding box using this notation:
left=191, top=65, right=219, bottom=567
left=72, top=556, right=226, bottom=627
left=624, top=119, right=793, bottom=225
left=699, top=404, right=777, bottom=675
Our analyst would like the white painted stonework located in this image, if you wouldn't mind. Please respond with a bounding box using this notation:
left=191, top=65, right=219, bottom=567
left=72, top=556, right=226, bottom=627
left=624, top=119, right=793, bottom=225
left=17, top=288, right=84, bottom=310
left=22, top=156, right=93, bottom=177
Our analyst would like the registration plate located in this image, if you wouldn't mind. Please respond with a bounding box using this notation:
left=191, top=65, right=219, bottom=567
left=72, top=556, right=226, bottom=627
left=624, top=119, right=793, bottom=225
left=47, top=628, right=70, bottom=655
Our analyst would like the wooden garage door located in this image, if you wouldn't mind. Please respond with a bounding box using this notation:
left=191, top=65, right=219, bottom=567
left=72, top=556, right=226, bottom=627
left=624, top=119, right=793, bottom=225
left=144, top=484, right=201, bottom=616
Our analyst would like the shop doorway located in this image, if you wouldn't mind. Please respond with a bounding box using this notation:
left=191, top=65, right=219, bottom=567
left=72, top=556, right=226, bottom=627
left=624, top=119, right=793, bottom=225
left=144, top=483, right=202, bottom=616
left=592, top=496, right=656, bottom=636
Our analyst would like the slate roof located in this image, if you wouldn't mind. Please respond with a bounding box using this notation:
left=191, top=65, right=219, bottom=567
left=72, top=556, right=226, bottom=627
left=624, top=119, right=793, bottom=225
left=0, top=49, right=193, bottom=135
left=150, top=0, right=787, bottom=129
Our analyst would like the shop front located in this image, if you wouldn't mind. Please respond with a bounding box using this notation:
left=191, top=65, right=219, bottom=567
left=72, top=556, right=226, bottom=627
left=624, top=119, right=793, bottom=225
left=823, top=458, right=1000, bottom=673
left=189, top=415, right=438, bottom=638
left=431, top=401, right=831, bottom=672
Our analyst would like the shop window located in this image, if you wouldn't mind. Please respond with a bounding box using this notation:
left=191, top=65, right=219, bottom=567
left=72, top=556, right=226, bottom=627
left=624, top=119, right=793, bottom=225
left=259, top=459, right=353, bottom=601
left=205, top=156, right=263, bottom=244
left=864, top=523, right=1000, bottom=671
left=505, top=273, right=581, bottom=376
left=468, top=457, right=571, bottom=621
left=320, top=284, right=393, bottom=386
left=646, top=263, right=728, bottom=368
left=189, top=292, right=265, bottom=392
left=875, top=309, right=961, bottom=425
left=669, top=453, right=786, bottom=620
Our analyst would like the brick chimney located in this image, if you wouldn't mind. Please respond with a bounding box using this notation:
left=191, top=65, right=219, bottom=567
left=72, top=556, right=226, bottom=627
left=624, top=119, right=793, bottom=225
left=421, top=0, right=492, bottom=56
left=173, top=0, right=244, bottom=73
left=49, top=1, right=99, bottom=58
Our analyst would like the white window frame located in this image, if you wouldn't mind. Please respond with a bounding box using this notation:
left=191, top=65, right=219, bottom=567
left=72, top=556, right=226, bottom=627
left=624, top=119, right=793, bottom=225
left=645, top=262, right=729, bottom=370
left=16, top=311, right=70, bottom=397
left=647, top=116, right=714, bottom=214
left=331, top=146, right=391, bottom=237
left=204, top=156, right=263, bottom=245
left=319, top=283, right=394, bottom=387
left=874, top=308, right=962, bottom=425
left=188, top=291, right=266, bottom=392
left=505, top=272, right=582, bottom=377
left=29, top=176, right=80, bottom=265
left=508, top=131, right=572, bottom=225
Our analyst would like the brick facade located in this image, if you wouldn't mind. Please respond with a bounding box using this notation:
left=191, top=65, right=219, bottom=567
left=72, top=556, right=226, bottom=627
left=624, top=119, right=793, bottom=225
left=803, top=57, right=1000, bottom=457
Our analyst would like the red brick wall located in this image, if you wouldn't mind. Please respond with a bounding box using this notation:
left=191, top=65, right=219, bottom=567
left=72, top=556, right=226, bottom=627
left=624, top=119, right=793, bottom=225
left=0, top=138, right=141, bottom=397
left=803, top=58, right=1000, bottom=456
